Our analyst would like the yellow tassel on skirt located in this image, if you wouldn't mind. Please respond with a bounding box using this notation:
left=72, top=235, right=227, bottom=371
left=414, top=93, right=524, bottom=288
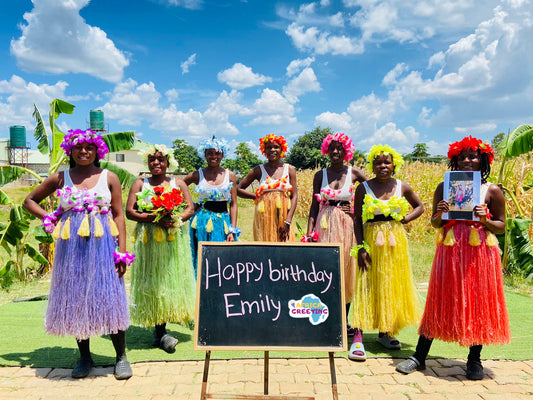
left=154, top=226, right=165, bottom=242
left=469, top=226, right=481, bottom=246
left=320, top=214, right=328, bottom=230
left=486, top=231, right=499, bottom=247
left=435, top=227, right=444, bottom=244
left=108, top=216, right=119, bottom=237
left=60, top=217, right=71, bottom=240
left=352, top=221, right=420, bottom=334
left=191, top=215, right=197, bottom=229
left=443, top=227, right=456, bottom=246
left=77, top=215, right=90, bottom=237
left=93, top=217, right=104, bottom=237
left=52, top=222, right=61, bottom=240
left=253, top=191, right=294, bottom=242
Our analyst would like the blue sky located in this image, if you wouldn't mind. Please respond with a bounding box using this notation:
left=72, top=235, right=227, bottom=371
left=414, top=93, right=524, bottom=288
left=1, top=0, right=532, bottom=156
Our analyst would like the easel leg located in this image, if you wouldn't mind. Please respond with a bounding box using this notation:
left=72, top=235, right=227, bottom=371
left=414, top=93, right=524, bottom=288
left=329, top=352, right=338, bottom=400
left=200, top=350, right=211, bottom=400
left=264, top=351, right=269, bottom=395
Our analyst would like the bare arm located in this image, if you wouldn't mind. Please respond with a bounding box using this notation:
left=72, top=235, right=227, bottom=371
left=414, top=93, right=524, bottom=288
left=237, top=166, right=261, bottom=199
left=108, top=172, right=128, bottom=278
left=176, top=178, right=195, bottom=222
left=227, top=171, right=239, bottom=242
left=353, top=183, right=371, bottom=271
left=430, top=182, right=448, bottom=228
left=23, top=173, right=62, bottom=219
left=125, top=178, right=157, bottom=223
left=475, top=183, right=505, bottom=234
left=306, top=170, right=322, bottom=236
left=352, top=166, right=368, bottom=184
left=183, top=170, right=199, bottom=186
left=401, top=181, right=424, bottom=224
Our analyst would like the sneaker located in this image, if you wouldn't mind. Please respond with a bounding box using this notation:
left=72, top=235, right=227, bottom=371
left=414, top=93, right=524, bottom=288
left=396, top=356, right=425, bottom=374
left=159, top=334, right=178, bottom=353
left=466, top=360, right=483, bottom=380
left=71, top=357, right=94, bottom=379
left=114, top=359, right=133, bottom=380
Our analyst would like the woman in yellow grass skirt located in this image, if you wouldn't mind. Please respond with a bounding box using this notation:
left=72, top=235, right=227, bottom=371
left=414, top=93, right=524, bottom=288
left=349, top=145, right=424, bottom=361
left=126, top=145, right=196, bottom=353
left=238, top=134, right=298, bottom=242
left=396, top=137, right=510, bottom=381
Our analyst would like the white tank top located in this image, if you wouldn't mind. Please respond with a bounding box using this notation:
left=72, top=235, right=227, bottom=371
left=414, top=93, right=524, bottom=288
left=320, top=167, right=353, bottom=201
left=195, top=168, right=232, bottom=202
left=60, top=169, right=111, bottom=211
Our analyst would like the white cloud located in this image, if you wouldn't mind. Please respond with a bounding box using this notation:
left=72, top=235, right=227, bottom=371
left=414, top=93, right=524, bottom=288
left=101, top=79, right=161, bottom=126
left=455, top=123, right=498, bottom=134
left=165, top=89, right=179, bottom=101
left=163, top=0, right=203, bottom=9
left=10, top=0, right=129, bottom=83
left=250, top=89, right=296, bottom=125
left=217, top=63, right=272, bottom=90
left=359, top=123, right=419, bottom=152
left=0, top=75, right=69, bottom=133
left=283, top=67, right=321, bottom=104
left=329, top=12, right=344, bottom=27
left=286, top=57, right=315, bottom=77
left=181, top=53, right=197, bottom=74
left=286, top=22, right=364, bottom=55
left=314, top=111, right=353, bottom=131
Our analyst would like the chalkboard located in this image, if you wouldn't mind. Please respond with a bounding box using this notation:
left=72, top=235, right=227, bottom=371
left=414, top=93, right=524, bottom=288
left=194, top=242, right=347, bottom=351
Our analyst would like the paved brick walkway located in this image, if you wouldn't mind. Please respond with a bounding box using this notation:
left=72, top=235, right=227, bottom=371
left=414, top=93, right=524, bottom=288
left=1, top=358, right=532, bottom=400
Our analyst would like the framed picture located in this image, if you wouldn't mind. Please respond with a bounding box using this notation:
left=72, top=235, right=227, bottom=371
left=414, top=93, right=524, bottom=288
left=442, top=171, right=481, bottom=221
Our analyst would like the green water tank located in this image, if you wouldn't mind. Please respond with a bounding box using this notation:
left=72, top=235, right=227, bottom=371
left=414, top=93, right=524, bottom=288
left=9, top=126, right=26, bottom=147
left=90, top=109, right=105, bottom=131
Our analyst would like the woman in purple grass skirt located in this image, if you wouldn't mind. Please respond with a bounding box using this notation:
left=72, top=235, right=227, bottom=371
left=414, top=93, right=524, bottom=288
left=24, top=129, right=133, bottom=380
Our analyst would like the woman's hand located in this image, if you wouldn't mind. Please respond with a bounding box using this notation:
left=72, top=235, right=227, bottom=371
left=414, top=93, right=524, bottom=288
left=357, top=249, right=371, bottom=272
left=436, top=199, right=449, bottom=214
left=115, top=261, right=127, bottom=278
left=226, top=232, right=235, bottom=242
left=473, top=204, right=489, bottom=224
left=156, top=216, right=175, bottom=229
left=278, top=223, right=290, bottom=241
left=339, top=203, right=353, bottom=217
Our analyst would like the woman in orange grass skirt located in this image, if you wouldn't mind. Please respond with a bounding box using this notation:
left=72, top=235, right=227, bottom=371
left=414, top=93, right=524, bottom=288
left=238, top=134, right=298, bottom=242
left=396, top=136, right=510, bottom=381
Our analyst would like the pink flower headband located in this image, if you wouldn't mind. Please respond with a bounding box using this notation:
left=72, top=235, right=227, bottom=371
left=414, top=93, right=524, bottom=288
left=60, top=129, right=109, bottom=160
left=321, top=133, right=355, bottom=162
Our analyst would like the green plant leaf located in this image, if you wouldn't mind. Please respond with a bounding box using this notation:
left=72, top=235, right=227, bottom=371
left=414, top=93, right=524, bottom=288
left=31, top=225, right=54, bottom=244
left=501, top=124, right=533, bottom=158
left=0, top=165, right=28, bottom=186
left=49, top=98, right=75, bottom=122
left=0, top=260, right=15, bottom=277
left=24, top=243, right=49, bottom=265
left=505, top=217, right=533, bottom=277
left=102, top=131, right=136, bottom=153
left=33, top=104, right=50, bottom=155
left=100, top=161, right=138, bottom=188
left=0, top=205, right=31, bottom=248
left=0, top=189, right=12, bottom=205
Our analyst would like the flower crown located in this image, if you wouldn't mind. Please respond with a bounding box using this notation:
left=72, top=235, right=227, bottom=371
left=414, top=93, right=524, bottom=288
left=60, top=129, right=109, bottom=160
left=447, top=136, right=494, bottom=164
left=366, top=144, right=404, bottom=173
left=321, top=133, right=355, bottom=162
left=139, top=144, right=177, bottom=168
left=197, top=136, right=230, bottom=159
left=259, top=134, right=288, bottom=158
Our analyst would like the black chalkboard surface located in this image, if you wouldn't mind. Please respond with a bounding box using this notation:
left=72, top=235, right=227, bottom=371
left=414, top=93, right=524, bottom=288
left=194, top=242, right=347, bottom=351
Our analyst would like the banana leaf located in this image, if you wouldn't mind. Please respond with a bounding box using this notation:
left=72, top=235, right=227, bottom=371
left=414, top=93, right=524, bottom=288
left=33, top=105, right=49, bottom=155
left=100, top=161, right=138, bottom=188
left=31, top=225, right=54, bottom=244
left=24, top=243, right=49, bottom=265
left=505, top=217, right=533, bottom=277
left=501, top=124, right=533, bottom=158
left=0, top=165, right=28, bottom=186
left=102, top=131, right=136, bottom=153
left=0, top=190, right=12, bottom=205
left=0, top=206, right=30, bottom=249
left=0, top=261, right=15, bottom=278
left=49, top=98, right=75, bottom=125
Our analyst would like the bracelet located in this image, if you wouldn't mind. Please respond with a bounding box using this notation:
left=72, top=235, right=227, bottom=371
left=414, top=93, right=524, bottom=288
left=42, top=209, right=62, bottom=233
left=228, top=226, right=242, bottom=237
left=284, top=220, right=291, bottom=226
left=113, top=249, right=135, bottom=266
left=350, top=241, right=370, bottom=257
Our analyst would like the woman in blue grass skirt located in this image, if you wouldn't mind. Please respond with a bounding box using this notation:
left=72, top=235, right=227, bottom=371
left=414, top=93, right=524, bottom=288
left=126, top=144, right=196, bottom=353
left=24, top=129, right=133, bottom=380
left=184, top=136, right=239, bottom=273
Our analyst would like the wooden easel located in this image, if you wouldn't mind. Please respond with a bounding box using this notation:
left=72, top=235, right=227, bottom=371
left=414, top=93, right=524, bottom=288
left=200, top=351, right=339, bottom=400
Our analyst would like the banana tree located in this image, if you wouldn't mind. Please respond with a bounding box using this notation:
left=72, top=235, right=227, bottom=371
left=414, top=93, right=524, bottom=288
left=496, top=124, right=533, bottom=278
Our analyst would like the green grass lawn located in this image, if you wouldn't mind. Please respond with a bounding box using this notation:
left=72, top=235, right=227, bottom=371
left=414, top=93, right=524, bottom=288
left=1, top=188, right=532, bottom=367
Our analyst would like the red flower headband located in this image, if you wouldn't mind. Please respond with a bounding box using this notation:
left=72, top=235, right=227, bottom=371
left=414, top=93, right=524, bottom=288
left=259, top=134, right=288, bottom=158
left=447, top=136, right=494, bottom=164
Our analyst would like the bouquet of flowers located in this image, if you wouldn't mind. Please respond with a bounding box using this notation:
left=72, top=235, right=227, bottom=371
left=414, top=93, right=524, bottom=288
left=136, top=186, right=187, bottom=224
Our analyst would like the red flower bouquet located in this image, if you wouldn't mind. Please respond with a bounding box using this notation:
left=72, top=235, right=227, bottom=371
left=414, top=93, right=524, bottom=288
left=150, top=186, right=187, bottom=223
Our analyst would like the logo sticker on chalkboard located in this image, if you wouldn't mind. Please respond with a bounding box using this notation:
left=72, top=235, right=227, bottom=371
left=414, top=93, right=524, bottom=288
left=288, top=294, right=329, bottom=325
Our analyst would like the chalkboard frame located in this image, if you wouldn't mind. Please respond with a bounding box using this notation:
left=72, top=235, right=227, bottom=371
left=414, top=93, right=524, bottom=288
left=194, top=242, right=347, bottom=352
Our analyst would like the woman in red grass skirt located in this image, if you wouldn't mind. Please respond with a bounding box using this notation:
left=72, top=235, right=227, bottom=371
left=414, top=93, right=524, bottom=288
left=396, top=136, right=510, bottom=380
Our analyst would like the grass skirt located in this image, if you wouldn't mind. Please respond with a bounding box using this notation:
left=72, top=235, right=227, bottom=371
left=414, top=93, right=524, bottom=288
left=253, top=191, right=295, bottom=242
left=190, top=208, right=234, bottom=273
left=314, top=205, right=356, bottom=303
left=419, top=222, right=510, bottom=346
left=130, top=223, right=196, bottom=327
left=45, top=211, right=129, bottom=339
left=352, top=220, right=421, bottom=334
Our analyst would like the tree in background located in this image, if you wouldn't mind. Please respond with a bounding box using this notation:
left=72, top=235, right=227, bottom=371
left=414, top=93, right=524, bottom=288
left=172, top=139, right=204, bottom=173
left=222, top=142, right=262, bottom=177
left=492, top=132, right=506, bottom=154
left=405, top=143, right=430, bottom=161
left=285, top=127, right=332, bottom=169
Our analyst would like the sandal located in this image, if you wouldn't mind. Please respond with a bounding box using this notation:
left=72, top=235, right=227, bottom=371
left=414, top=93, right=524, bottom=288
left=159, top=334, right=178, bottom=353
left=348, top=342, right=367, bottom=361
left=114, top=359, right=133, bottom=380
left=376, top=334, right=401, bottom=350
